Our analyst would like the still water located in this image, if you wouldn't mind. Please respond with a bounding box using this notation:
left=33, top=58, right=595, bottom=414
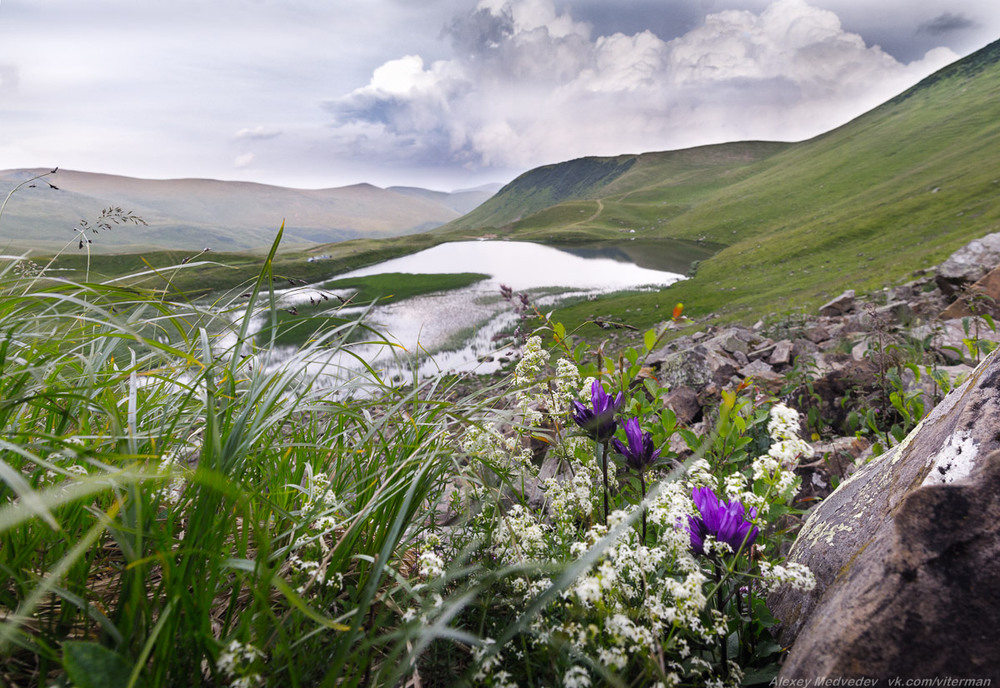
left=267, top=239, right=709, bottom=382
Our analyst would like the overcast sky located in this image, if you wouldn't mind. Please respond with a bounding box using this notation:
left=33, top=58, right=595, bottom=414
left=1, top=0, right=997, bottom=191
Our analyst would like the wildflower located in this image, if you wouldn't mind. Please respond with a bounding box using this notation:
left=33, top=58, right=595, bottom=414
left=571, top=379, right=623, bottom=442
left=564, top=665, right=591, bottom=688
left=686, top=486, right=758, bottom=556
left=612, top=417, right=661, bottom=472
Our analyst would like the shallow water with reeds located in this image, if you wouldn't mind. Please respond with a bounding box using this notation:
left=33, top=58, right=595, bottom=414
left=262, top=239, right=711, bottom=381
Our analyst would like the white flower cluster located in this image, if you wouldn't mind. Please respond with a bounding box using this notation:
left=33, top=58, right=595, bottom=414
left=513, top=336, right=547, bottom=387
left=500, top=492, right=716, bottom=673
left=552, top=358, right=582, bottom=410
left=686, top=458, right=715, bottom=487
left=217, top=639, right=264, bottom=688
left=287, top=548, right=344, bottom=595
left=462, top=423, right=534, bottom=476
left=296, top=468, right=344, bottom=533
left=471, top=638, right=518, bottom=688
left=563, top=665, right=591, bottom=688
left=751, top=404, right=813, bottom=501
left=494, top=504, right=549, bottom=564
left=417, top=549, right=446, bottom=579
left=514, top=336, right=548, bottom=428
left=542, top=458, right=596, bottom=523
left=758, top=561, right=816, bottom=592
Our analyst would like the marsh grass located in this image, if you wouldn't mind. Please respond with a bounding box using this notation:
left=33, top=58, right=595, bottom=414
left=0, top=228, right=501, bottom=687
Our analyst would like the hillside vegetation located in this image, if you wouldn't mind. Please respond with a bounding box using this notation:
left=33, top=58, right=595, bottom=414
left=437, top=38, right=1000, bottom=332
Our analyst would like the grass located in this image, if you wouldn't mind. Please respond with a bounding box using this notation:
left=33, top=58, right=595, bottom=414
left=0, top=230, right=500, bottom=686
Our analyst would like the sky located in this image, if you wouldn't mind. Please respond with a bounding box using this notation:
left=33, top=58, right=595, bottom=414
left=1, top=0, right=997, bottom=192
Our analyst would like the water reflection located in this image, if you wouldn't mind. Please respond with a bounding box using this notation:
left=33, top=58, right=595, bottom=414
left=329, top=240, right=691, bottom=291
left=263, top=240, right=707, bottom=383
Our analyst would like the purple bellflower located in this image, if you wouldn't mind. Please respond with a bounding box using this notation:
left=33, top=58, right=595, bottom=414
left=571, top=380, right=623, bottom=442
left=687, top=486, right=759, bottom=556
left=612, top=417, right=661, bottom=472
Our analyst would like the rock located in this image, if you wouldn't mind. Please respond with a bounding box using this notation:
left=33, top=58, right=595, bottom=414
left=936, top=231, right=1000, bottom=295
left=818, top=290, right=856, bottom=316
left=940, top=263, right=1000, bottom=320
left=803, top=325, right=830, bottom=344
left=791, top=338, right=819, bottom=363
left=716, top=328, right=751, bottom=355
left=663, top=386, right=701, bottom=425
left=769, top=339, right=794, bottom=367
left=738, top=359, right=782, bottom=384
left=769, top=351, right=1000, bottom=680
left=650, top=344, right=738, bottom=392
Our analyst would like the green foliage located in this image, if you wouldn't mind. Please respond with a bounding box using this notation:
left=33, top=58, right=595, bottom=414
left=0, top=230, right=487, bottom=686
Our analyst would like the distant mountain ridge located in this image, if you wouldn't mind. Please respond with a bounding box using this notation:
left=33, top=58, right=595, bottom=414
left=0, top=169, right=497, bottom=253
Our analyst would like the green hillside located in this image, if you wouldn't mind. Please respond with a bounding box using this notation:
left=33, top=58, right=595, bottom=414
left=438, top=38, right=1000, bottom=331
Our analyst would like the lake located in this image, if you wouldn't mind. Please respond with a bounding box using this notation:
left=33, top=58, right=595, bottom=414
left=267, top=239, right=713, bottom=382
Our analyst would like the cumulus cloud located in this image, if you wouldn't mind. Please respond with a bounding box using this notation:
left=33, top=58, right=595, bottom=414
left=324, top=0, right=959, bottom=172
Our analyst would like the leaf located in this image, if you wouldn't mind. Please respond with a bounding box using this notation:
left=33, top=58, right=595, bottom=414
left=63, top=642, right=140, bottom=688
left=643, top=328, right=657, bottom=352
left=553, top=321, right=566, bottom=343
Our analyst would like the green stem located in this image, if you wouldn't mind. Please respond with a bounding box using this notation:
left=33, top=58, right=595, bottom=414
left=640, top=471, right=647, bottom=543
left=599, top=440, right=610, bottom=526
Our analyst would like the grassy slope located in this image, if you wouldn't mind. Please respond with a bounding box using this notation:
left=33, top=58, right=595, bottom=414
left=437, top=39, right=1000, bottom=335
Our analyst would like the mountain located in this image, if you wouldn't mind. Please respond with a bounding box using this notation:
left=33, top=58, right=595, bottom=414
left=388, top=184, right=500, bottom=215
left=437, top=37, right=1000, bottom=325
left=0, top=170, right=495, bottom=253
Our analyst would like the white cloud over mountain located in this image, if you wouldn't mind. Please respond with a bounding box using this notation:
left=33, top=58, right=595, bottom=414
left=325, top=0, right=958, bottom=171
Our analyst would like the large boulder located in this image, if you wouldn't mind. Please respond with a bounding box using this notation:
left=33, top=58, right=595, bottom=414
left=769, top=350, right=1000, bottom=680
left=936, top=231, right=1000, bottom=296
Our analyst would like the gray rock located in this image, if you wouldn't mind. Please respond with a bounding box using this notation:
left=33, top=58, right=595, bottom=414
left=937, top=231, right=1000, bottom=289
left=717, top=329, right=750, bottom=355
left=650, top=344, right=738, bottom=392
left=769, top=339, right=794, bottom=366
left=769, top=350, right=1000, bottom=680
left=803, top=325, right=831, bottom=344
left=818, top=290, right=856, bottom=316
left=739, top=359, right=782, bottom=383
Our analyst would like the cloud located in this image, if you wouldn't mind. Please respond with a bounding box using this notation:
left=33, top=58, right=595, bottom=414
left=235, top=126, right=283, bottom=141
left=918, top=12, right=979, bottom=36
left=324, top=0, right=960, bottom=174
left=234, top=153, right=256, bottom=168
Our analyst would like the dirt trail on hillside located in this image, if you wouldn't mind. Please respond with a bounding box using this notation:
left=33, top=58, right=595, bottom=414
left=571, top=199, right=603, bottom=227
